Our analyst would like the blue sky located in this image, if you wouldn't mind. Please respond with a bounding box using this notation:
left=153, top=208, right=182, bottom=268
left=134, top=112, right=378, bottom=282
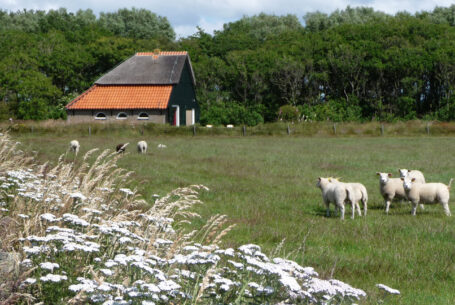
left=0, top=0, right=453, bottom=37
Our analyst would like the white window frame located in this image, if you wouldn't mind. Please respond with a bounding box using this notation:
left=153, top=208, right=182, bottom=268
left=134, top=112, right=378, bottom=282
left=95, top=112, right=107, bottom=120
left=116, top=112, right=128, bottom=120
left=138, top=112, right=149, bottom=120
left=172, top=105, right=180, bottom=126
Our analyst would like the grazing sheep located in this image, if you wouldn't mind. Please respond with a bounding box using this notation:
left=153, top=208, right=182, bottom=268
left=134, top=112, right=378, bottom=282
left=137, top=141, right=147, bottom=154
left=69, top=140, right=80, bottom=156
left=399, top=169, right=425, bottom=183
left=116, top=143, right=129, bottom=153
left=377, top=172, right=408, bottom=214
left=402, top=177, right=453, bottom=216
left=316, top=177, right=355, bottom=220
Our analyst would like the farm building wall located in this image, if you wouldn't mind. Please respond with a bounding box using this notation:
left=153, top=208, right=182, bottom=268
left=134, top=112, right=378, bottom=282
left=168, top=59, right=199, bottom=126
left=66, top=109, right=167, bottom=124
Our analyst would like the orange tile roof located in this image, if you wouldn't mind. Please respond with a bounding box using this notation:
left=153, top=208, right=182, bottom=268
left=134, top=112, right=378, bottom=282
left=136, top=51, right=188, bottom=56
left=66, top=85, right=172, bottom=110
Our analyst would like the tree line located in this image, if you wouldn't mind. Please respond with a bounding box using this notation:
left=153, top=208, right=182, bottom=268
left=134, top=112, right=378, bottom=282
left=2, top=6, right=455, bottom=124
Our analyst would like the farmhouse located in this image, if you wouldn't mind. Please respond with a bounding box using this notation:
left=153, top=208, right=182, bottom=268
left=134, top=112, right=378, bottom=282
left=65, top=51, right=199, bottom=126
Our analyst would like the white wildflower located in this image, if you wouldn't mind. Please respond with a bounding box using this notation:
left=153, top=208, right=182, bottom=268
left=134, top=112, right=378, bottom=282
left=40, top=274, right=67, bottom=283
left=70, top=192, right=86, bottom=201
left=376, top=283, right=400, bottom=295
left=40, top=262, right=59, bottom=271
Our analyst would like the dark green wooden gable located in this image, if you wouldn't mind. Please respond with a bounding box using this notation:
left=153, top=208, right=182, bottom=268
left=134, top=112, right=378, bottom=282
left=168, top=59, right=199, bottom=125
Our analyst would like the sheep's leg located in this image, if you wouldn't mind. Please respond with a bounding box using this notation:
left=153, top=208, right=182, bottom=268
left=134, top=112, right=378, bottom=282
left=356, top=202, right=362, bottom=216
left=363, top=199, right=368, bottom=216
left=442, top=202, right=451, bottom=216
left=339, top=204, right=345, bottom=220
left=349, top=201, right=358, bottom=219
left=411, top=202, right=418, bottom=216
left=385, top=200, right=391, bottom=214
left=420, top=204, right=425, bottom=210
left=324, top=200, right=330, bottom=217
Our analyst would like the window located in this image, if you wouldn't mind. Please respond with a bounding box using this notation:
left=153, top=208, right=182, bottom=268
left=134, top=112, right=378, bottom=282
left=95, top=112, right=107, bottom=120
left=116, top=112, right=128, bottom=120
left=138, top=112, right=149, bottom=120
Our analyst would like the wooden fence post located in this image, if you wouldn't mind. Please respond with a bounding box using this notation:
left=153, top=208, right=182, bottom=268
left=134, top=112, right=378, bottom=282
left=193, top=125, right=196, bottom=136
left=381, top=124, right=384, bottom=136
left=287, top=124, right=291, bottom=135
left=89, top=126, right=91, bottom=136
left=243, top=125, right=246, bottom=136
left=333, top=123, right=337, bottom=135
left=426, top=123, right=430, bottom=135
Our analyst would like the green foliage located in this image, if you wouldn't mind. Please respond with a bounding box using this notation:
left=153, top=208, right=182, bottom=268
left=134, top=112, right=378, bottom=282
left=277, top=105, right=300, bottom=122
left=200, top=101, right=264, bottom=126
left=98, top=8, right=175, bottom=40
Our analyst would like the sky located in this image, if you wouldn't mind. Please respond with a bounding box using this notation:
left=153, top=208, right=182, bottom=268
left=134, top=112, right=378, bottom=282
left=0, top=0, right=454, bottom=38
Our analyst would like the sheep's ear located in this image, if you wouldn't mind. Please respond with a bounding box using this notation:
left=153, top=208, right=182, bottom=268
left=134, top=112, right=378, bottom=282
left=318, top=177, right=321, bottom=181
left=400, top=177, right=404, bottom=181
left=411, top=178, right=416, bottom=182
left=376, top=172, right=380, bottom=175
left=388, top=173, right=392, bottom=177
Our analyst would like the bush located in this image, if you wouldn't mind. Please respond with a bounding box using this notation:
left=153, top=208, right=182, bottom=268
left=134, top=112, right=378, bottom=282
left=277, top=105, right=300, bottom=122
left=200, top=102, right=264, bottom=126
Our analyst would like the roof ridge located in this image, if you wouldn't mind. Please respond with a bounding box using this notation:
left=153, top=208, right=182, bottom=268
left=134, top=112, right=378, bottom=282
left=136, top=51, right=188, bottom=56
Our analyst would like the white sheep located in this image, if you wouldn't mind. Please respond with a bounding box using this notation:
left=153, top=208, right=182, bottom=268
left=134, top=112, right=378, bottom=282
left=402, top=177, right=453, bottom=216
left=345, top=182, right=368, bottom=217
left=330, top=179, right=367, bottom=217
left=399, top=169, right=425, bottom=183
left=377, top=172, right=408, bottom=214
left=316, top=177, right=355, bottom=220
left=137, top=141, right=147, bottom=154
left=69, top=140, right=80, bottom=156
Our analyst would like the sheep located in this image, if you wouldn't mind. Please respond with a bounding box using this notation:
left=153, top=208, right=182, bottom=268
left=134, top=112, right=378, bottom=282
left=344, top=182, right=368, bottom=217
left=316, top=177, right=355, bottom=220
left=402, top=176, right=453, bottom=216
left=69, top=140, right=80, bottom=156
left=399, top=169, right=425, bottom=183
left=116, top=143, right=129, bottom=153
left=331, top=178, right=367, bottom=217
left=137, top=141, right=147, bottom=154
left=376, top=172, right=408, bottom=214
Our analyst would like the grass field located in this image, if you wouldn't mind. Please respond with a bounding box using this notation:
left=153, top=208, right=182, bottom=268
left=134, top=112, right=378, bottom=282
left=13, top=131, right=455, bottom=304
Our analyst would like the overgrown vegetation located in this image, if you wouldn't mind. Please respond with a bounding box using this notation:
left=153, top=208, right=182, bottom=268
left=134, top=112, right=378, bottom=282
left=0, top=133, right=368, bottom=304
left=3, top=6, right=455, bottom=123
left=10, top=130, right=455, bottom=304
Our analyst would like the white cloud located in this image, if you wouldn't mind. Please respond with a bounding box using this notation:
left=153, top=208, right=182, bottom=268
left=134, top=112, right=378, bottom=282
left=0, top=0, right=453, bottom=37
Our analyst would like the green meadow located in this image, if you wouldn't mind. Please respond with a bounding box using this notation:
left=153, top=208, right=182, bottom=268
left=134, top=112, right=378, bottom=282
left=13, top=130, right=455, bottom=304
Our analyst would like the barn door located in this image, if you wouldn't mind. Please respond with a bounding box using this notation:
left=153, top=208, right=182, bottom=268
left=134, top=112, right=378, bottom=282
left=186, top=109, right=195, bottom=126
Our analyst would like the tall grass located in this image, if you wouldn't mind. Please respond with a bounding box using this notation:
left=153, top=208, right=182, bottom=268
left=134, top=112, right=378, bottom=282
left=2, top=119, right=455, bottom=138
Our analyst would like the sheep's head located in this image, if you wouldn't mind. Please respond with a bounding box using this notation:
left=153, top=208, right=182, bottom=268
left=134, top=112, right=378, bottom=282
left=316, top=177, right=330, bottom=189
left=377, top=172, right=392, bottom=184
left=398, top=169, right=410, bottom=178
left=401, top=176, right=416, bottom=191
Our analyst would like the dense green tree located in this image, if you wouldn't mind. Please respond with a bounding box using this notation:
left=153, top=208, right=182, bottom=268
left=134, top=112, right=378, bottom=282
left=98, top=8, right=175, bottom=40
